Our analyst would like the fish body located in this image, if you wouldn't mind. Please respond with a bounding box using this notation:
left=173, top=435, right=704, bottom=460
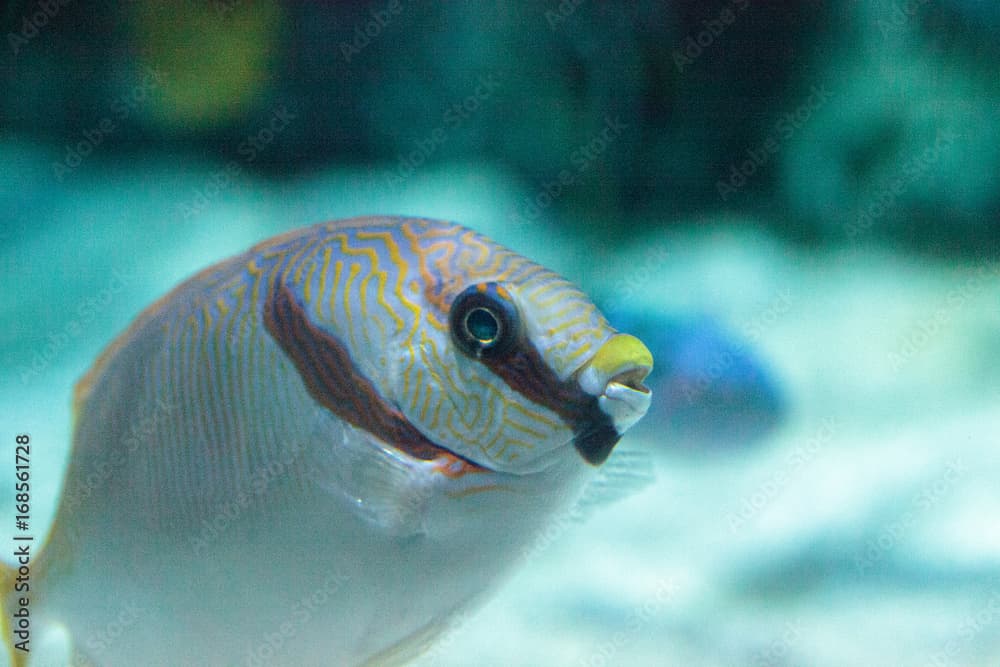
left=4, top=217, right=652, bottom=666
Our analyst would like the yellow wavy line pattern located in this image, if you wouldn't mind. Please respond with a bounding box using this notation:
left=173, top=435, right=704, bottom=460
left=272, top=218, right=603, bottom=463
left=109, top=217, right=610, bottom=471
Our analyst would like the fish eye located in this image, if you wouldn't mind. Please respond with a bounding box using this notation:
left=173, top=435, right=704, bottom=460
left=450, top=283, right=520, bottom=358
left=464, top=307, right=500, bottom=345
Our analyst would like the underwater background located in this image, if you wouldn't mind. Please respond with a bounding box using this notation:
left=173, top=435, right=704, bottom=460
left=1, top=1, right=998, bottom=665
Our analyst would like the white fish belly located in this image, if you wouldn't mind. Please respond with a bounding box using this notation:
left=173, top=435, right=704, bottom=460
left=37, top=295, right=588, bottom=665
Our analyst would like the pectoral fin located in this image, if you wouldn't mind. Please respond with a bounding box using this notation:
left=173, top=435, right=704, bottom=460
left=307, top=422, right=445, bottom=538
left=571, top=448, right=656, bottom=522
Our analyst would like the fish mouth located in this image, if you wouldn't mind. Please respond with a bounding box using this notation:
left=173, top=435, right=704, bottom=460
left=572, top=333, right=653, bottom=465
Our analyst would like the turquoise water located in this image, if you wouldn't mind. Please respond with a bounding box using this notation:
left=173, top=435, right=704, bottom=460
left=3, top=1, right=1000, bottom=664
left=3, top=143, right=999, bottom=665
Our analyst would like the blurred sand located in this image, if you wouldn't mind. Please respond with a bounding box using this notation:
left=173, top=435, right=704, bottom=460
left=2, top=150, right=998, bottom=666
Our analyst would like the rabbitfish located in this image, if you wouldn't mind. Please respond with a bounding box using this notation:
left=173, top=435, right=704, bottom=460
left=2, top=216, right=653, bottom=666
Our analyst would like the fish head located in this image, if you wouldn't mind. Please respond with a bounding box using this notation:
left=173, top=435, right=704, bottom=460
left=385, top=219, right=653, bottom=474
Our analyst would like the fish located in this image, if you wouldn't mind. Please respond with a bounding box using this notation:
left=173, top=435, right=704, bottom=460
left=2, top=216, right=653, bottom=666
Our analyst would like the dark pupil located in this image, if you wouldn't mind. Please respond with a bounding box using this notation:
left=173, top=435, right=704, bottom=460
left=465, top=307, right=499, bottom=344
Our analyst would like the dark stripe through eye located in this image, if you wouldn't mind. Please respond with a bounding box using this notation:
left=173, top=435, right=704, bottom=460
left=450, top=283, right=619, bottom=465
left=477, top=341, right=619, bottom=465
left=263, top=279, right=483, bottom=469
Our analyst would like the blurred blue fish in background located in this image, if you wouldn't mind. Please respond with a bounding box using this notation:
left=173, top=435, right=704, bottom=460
left=602, top=307, right=785, bottom=451
left=4, top=0, right=1000, bottom=664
